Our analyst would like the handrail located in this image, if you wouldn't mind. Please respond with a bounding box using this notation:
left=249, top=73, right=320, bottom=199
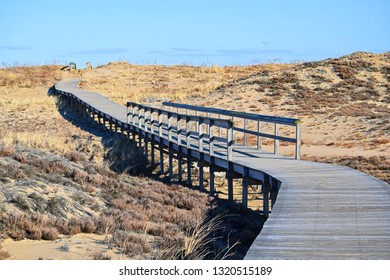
left=126, top=102, right=234, bottom=161
left=162, top=102, right=301, bottom=159
left=163, top=102, right=299, bottom=125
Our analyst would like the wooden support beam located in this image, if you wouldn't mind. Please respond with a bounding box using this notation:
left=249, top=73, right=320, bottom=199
left=144, top=138, right=149, bottom=164
left=270, top=178, right=280, bottom=208
left=178, top=153, right=183, bottom=183
left=199, top=156, right=204, bottom=191
left=168, top=143, right=173, bottom=181
left=151, top=139, right=155, bottom=166
left=187, top=150, right=192, bottom=187
left=242, top=167, right=249, bottom=208
left=209, top=157, right=215, bottom=195
left=263, top=174, right=271, bottom=219
left=227, top=162, right=234, bottom=202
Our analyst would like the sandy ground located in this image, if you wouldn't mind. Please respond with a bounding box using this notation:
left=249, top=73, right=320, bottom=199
left=1, top=233, right=123, bottom=260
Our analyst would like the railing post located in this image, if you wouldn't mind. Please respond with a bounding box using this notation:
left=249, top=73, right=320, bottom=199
left=257, top=120, right=262, bottom=150
left=144, top=107, right=149, bottom=133
left=198, top=117, right=203, bottom=153
left=227, top=119, right=233, bottom=161
left=274, top=123, right=279, bottom=154
left=150, top=108, right=155, bottom=135
left=158, top=110, right=163, bottom=138
left=168, top=112, right=173, bottom=180
left=263, top=174, right=270, bottom=219
left=186, top=116, right=192, bottom=187
left=244, top=118, right=248, bottom=146
left=126, top=103, right=129, bottom=124
left=132, top=104, right=136, bottom=127
left=206, top=112, right=210, bottom=135
left=218, top=114, right=222, bottom=138
left=295, top=120, right=301, bottom=160
left=209, top=119, right=215, bottom=195
left=168, top=112, right=173, bottom=142
left=242, top=167, right=249, bottom=208
left=209, top=119, right=215, bottom=156
left=209, top=164, right=215, bottom=195
left=158, top=109, right=164, bottom=175
left=198, top=116, right=204, bottom=191
left=177, top=113, right=183, bottom=183
left=177, top=114, right=182, bottom=146
left=196, top=111, right=200, bottom=133
left=141, top=106, right=145, bottom=131
left=139, top=105, right=142, bottom=130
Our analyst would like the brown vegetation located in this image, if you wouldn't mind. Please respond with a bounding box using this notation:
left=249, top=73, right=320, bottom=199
left=79, top=51, right=389, bottom=185
left=0, top=65, right=263, bottom=259
left=1, top=51, right=389, bottom=259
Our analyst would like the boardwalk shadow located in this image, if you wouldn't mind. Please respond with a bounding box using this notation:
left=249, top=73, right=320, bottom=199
left=50, top=90, right=147, bottom=175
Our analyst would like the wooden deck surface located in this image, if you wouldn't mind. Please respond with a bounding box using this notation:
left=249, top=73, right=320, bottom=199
left=55, top=78, right=390, bottom=260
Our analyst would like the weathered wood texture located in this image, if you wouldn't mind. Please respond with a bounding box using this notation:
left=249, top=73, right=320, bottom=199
left=55, top=78, right=390, bottom=260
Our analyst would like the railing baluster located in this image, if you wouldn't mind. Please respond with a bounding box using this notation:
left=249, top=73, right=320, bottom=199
left=186, top=115, right=192, bottom=186
left=198, top=117, right=203, bottom=153
left=227, top=119, right=233, bottom=161
left=209, top=119, right=215, bottom=156
left=168, top=112, right=172, bottom=142
left=186, top=116, right=191, bottom=149
left=132, top=104, right=136, bottom=127
left=244, top=118, right=248, bottom=145
left=257, top=120, right=262, bottom=150
left=295, top=120, right=301, bottom=160
left=158, top=109, right=163, bottom=138
left=137, top=105, right=141, bottom=129
left=145, top=107, right=149, bottom=133
left=196, top=111, right=200, bottom=133
left=274, top=123, right=279, bottom=154
left=177, top=114, right=182, bottom=146
left=218, top=114, right=222, bottom=138
left=150, top=108, right=155, bottom=135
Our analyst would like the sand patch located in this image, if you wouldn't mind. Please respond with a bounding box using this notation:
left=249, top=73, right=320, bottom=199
left=1, top=233, right=124, bottom=260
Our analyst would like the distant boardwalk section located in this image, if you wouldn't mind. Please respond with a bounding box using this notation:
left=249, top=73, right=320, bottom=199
left=54, top=78, right=390, bottom=260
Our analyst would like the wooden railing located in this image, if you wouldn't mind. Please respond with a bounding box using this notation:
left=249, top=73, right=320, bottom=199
left=126, top=102, right=234, bottom=161
left=163, top=102, right=301, bottom=159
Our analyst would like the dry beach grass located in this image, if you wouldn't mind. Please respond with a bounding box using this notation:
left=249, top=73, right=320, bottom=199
left=0, top=65, right=261, bottom=260
left=81, top=52, right=390, bottom=184
left=0, top=51, right=389, bottom=259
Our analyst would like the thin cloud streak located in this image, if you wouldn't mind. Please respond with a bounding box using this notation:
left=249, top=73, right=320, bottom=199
left=0, top=46, right=33, bottom=50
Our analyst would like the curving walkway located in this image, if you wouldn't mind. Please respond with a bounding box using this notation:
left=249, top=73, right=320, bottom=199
left=54, top=78, right=390, bottom=259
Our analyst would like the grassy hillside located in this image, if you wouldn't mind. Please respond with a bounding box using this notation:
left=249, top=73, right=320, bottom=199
left=0, top=65, right=262, bottom=260
left=80, top=52, right=390, bottom=183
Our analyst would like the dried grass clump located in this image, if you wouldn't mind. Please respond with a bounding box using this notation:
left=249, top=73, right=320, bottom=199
left=0, top=246, right=11, bottom=260
left=92, top=252, right=111, bottom=260
left=64, top=150, right=86, bottom=162
left=0, top=144, right=15, bottom=157
left=111, top=231, right=151, bottom=257
left=0, top=65, right=61, bottom=88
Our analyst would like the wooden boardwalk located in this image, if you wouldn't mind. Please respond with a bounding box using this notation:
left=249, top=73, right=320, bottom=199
left=54, top=78, right=390, bottom=260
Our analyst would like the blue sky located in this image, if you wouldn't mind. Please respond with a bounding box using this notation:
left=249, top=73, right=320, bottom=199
left=0, top=0, right=389, bottom=67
